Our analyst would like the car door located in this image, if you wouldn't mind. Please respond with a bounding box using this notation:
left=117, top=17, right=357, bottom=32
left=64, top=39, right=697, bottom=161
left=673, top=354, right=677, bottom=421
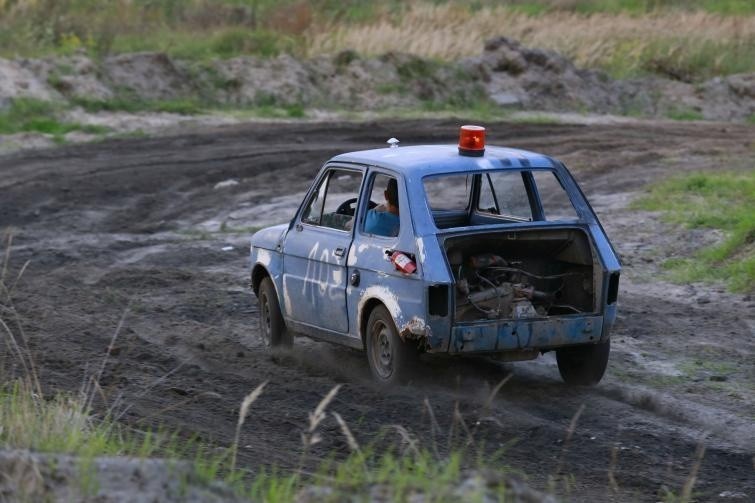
left=346, top=170, right=425, bottom=338
left=282, top=166, right=364, bottom=334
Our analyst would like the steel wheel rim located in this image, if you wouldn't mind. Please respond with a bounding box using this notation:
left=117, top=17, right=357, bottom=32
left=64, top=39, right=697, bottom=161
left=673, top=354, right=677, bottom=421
left=260, top=294, right=272, bottom=347
left=371, top=321, right=393, bottom=379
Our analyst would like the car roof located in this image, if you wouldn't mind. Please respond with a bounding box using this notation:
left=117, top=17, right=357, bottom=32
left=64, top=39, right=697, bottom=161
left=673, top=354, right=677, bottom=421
left=330, top=145, right=556, bottom=176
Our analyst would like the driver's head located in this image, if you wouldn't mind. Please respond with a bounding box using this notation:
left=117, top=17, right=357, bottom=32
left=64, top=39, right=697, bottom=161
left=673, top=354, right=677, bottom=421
left=384, top=178, right=398, bottom=208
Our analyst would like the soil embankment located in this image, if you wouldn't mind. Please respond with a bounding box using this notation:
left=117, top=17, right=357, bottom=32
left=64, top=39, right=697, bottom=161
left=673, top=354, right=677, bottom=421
left=1, top=38, right=753, bottom=122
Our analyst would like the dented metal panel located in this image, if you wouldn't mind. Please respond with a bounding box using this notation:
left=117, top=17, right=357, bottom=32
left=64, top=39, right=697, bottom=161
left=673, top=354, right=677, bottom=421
left=450, top=315, right=604, bottom=353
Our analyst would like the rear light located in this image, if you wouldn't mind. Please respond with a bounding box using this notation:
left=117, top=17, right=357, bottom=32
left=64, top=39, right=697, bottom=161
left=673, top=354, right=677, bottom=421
left=607, top=273, right=619, bottom=305
left=458, top=125, right=485, bottom=157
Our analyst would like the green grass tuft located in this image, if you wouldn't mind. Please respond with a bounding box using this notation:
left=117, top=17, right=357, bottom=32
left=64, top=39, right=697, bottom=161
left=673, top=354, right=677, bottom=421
left=633, top=171, right=755, bottom=292
left=665, top=107, right=704, bottom=121
left=72, top=97, right=204, bottom=115
left=0, top=98, right=109, bottom=138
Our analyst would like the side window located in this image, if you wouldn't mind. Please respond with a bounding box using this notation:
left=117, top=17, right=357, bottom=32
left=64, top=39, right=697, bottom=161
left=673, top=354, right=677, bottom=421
left=478, top=174, right=498, bottom=213
left=301, top=169, right=363, bottom=231
left=302, top=174, right=328, bottom=225
left=532, top=171, right=579, bottom=221
left=479, top=172, right=532, bottom=220
left=363, top=174, right=400, bottom=237
left=424, top=174, right=472, bottom=211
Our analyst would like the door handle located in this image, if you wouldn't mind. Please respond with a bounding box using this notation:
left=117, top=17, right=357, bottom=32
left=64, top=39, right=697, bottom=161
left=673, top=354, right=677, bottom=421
left=334, top=247, right=345, bottom=257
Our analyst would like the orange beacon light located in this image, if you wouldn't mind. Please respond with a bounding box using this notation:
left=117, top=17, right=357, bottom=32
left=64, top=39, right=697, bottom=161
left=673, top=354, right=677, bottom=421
left=458, top=125, right=485, bottom=157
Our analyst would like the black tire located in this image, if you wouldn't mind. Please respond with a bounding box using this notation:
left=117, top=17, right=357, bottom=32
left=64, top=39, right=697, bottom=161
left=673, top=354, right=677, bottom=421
left=365, top=305, right=417, bottom=385
left=556, top=339, right=610, bottom=385
left=258, top=277, right=292, bottom=349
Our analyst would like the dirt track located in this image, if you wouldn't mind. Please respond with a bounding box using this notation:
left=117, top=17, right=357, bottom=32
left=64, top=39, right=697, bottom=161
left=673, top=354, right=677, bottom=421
left=1, top=119, right=753, bottom=501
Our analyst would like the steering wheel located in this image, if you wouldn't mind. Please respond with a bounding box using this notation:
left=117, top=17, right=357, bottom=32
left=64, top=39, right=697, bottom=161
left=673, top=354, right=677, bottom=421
left=335, top=198, right=378, bottom=216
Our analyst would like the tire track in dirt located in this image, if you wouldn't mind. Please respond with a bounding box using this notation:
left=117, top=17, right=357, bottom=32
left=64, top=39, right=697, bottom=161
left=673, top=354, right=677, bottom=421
left=1, top=119, right=753, bottom=502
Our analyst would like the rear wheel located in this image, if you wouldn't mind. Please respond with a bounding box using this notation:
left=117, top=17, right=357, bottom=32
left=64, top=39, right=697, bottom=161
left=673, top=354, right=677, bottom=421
left=556, top=339, right=610, bottom=385
left=258, top=277, right=292, bottom=349
left=366, top=306, right=417, bottom=385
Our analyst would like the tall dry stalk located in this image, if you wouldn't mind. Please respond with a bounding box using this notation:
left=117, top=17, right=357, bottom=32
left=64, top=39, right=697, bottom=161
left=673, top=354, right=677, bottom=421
left=480, top=373, right=513, bottom=425
left=300, top=384, right=341, bottom=468
left=423, top=397, right=441, bottom=457
left=553, top=403, right=585, bottom=485
left=607, top=445, right=620, bottom=493
left=85, top=302, right=131, bottom=410
left=390, top=424, right=420, bottom=457
left=0, top=232, right=42, bottom=397
left=680, top=437, right=707, bottom=503
left=332, top=411, right=360, bottom=453
left=230, top=381, right=268, bottom=472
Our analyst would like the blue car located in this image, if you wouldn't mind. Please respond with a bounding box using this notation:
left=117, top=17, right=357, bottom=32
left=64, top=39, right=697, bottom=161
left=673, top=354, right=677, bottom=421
left=250, top=126, right=620, bottom=385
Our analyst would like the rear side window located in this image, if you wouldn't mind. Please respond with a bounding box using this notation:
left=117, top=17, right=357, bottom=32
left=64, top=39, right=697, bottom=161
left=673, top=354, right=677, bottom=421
left=532, top=171, right=579, bottom=221
left=478, top=172, right=532, bottom=220
left=424, top=174, right=472, bottom=211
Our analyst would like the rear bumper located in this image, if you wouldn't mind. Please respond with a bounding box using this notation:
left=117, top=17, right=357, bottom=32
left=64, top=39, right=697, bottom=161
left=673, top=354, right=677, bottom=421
left=449, top=315, right=604, bottom=354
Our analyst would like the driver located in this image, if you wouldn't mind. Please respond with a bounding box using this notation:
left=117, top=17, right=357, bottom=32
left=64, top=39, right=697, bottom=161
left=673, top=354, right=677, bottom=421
left=364, top=178, right=400, bottom=237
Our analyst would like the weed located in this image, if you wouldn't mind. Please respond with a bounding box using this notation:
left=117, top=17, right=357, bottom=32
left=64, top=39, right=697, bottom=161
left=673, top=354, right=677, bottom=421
left=666, top=107, right=704, bottom=121
left=633, top=171, right=755, bottom=292
left=72, top=97, right=204, bottom=115
left=230, top=381, right=267, bottom=471
left=0, top=98, right=108, bottom=137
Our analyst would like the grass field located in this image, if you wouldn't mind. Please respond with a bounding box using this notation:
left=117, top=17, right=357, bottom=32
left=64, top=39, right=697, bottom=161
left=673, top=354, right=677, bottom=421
left=0, top=1, right=752, bottom=81
left=634, top=171, right=755, bottom=293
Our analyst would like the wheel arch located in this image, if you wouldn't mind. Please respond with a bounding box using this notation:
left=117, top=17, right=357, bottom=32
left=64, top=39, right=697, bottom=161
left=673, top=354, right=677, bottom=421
left=359, top=298, right=389, bottom=350
left=251, top=264, right=270, bottom=296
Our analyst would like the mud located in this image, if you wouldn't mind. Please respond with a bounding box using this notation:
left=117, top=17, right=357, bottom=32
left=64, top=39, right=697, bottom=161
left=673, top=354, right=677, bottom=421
left=1, top=120, right=753, bottom=501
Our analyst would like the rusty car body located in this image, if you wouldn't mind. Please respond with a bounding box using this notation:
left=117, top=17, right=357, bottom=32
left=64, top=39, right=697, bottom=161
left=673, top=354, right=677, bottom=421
left=250, top=127, right=620, bottom=385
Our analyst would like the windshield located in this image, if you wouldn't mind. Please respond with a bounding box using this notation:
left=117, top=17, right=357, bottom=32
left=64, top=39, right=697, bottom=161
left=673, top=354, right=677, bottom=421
left=423, top=170, right=579, bottom=229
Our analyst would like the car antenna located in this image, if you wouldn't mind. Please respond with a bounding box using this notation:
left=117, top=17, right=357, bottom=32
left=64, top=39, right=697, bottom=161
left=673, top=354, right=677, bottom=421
left=386, top=137, right=399, bottom=148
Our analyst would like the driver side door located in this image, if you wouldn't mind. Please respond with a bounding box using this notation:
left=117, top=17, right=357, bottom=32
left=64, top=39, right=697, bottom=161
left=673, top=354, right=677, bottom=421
left=282, top=166, right=364, bottom=334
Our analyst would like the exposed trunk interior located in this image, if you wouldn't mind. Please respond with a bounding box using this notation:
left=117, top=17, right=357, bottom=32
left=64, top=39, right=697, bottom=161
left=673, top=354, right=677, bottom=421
left=442, top=228, right=597, bottom=322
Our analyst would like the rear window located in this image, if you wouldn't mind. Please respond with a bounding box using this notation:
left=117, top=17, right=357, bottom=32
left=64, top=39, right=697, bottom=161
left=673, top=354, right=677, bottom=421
left=423, top=170, right=579, bottom=228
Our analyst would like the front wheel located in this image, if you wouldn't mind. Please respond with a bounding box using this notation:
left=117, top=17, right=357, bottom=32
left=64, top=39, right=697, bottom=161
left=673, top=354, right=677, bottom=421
left=258, top=277, right=292, bottom=349
left=556, top=339, right=610, bottom=385
left=365, top=306, right=417, bottom=385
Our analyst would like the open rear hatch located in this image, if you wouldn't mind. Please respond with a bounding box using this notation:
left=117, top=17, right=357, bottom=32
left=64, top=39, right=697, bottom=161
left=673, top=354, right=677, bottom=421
left=442, top=227, right=598, bottom=323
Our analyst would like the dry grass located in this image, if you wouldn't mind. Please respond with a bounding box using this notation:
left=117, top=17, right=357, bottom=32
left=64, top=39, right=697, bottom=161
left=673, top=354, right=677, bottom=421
left=307, top=4, right=755, bottom=79
left=0, top=1, right=751, bottom=80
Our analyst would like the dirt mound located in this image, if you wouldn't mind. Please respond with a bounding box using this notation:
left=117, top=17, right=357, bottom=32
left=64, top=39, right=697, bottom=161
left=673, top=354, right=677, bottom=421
left=1, top=39, right=752, bottom=121
left=0, top=59, right=59, bottom=104
left=469, top=36, right=621, bottom=111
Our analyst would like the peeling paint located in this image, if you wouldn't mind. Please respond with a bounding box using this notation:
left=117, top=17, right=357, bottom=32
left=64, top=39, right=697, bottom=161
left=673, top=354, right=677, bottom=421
left=416, top=237, right=427, bottom=263
left=399, top=316, right=430, bottom=343
left=358, top=285, right=403, bottom=332
left=257, top=248, right=272, bottom=267
left=282, top=276, right=293, bottom=315
left=332, top=269, right=343, bottom=284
